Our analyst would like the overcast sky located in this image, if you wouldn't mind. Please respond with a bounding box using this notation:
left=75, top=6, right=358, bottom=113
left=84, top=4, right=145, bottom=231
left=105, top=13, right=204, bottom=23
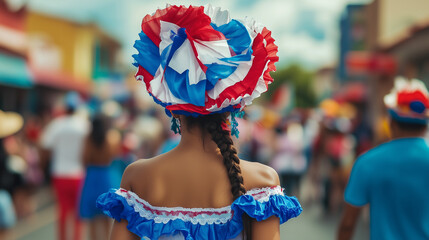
left=26, top=0, right=370, bottom=69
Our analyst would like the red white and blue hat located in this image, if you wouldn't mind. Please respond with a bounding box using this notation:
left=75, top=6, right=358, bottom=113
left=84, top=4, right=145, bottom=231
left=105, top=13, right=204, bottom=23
left=384, top=77, right=429, bottom=125
left=132, top=4, right=278, bottom=122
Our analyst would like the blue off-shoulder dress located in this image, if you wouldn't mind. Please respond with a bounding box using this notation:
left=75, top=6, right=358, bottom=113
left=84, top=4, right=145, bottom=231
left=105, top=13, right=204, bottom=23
left=96, top=186, right=302, bottom=240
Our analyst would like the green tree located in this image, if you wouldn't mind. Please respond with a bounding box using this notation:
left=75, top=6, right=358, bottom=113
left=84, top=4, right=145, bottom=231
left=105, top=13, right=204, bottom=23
left=266, top=64, right=316, bottom=108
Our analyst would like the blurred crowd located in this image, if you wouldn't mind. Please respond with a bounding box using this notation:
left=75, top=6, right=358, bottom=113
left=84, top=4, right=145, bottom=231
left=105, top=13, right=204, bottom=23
left=235, top=82, right=374, bottom=215
left=0, top=88, right=178, bottom=239
left=4, top=74, right=429, bottom=240
left=0, top=79, right=380, bottom=239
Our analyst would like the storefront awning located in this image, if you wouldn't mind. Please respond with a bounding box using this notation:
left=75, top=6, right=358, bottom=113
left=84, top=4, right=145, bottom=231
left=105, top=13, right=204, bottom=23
left=0, top=53, right=33, bottom=88
left=31, top=69, right=91, bottom=94
left=346, top=51, right=397, bottom=76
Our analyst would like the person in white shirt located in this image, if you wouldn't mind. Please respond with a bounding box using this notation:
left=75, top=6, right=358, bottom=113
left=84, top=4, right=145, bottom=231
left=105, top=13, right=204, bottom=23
left=41, top=92, right=89, bottom=240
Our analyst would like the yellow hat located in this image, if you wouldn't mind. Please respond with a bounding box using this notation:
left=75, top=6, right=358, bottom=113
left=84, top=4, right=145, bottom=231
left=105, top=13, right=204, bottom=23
left=0, top=110, right=24, bottom=139
left=320, top=99, right=340, bottom=118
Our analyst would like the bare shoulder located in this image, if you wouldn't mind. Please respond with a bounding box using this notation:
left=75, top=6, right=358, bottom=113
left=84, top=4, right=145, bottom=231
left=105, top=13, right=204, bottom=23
left=119, top=157, right=158, bottom=190
left=240, top=160, right=280, bottom=190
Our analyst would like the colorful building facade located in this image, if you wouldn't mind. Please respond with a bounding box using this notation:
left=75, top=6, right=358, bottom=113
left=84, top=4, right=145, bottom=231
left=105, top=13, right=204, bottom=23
left=0, top=0, right=33, bottom=112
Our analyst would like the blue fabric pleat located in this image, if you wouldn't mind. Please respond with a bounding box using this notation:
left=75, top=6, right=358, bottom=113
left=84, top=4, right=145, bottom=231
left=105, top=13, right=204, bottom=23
left=166, top=28, right=188, bottom=64
left=211, top=20, right=251, bottom=56
left=164, top=68, right=207, bottom=107
left=96, top=190, right=302, bottom=240
left=220, top=50, right=253, bottom=63
left=205, top=63, right=237, bottom=90
left=159, top=28, right=206, bottom=107
left=388, top=109, right=428, bottom=125
left=132, top=32, right=161, bottom=76
left=202, top=20, right=252, bottom=84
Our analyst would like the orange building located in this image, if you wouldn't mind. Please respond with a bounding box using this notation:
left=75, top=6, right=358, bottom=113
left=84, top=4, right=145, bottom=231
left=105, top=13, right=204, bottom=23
left=25, top=11, right=122, bottom=114
left=27, top=11, right=121, bottom=92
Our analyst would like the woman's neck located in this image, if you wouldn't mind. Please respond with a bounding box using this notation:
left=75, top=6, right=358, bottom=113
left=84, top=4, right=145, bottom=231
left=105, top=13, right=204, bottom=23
left=176, top=125, right=219, bottom=154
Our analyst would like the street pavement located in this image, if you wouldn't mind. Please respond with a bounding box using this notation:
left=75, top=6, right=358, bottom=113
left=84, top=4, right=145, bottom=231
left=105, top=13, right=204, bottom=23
left=281, top=204, right=369, bottom=240
left=7, top=201, right=369, bottom=240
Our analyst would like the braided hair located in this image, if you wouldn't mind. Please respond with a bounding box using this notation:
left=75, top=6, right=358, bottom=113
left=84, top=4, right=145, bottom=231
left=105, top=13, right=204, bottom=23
left=184, top=113, right=252, bottom=239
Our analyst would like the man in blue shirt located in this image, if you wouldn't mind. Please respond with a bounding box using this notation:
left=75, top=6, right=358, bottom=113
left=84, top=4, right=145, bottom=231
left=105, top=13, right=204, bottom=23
left=338, top=77, right=429, bottom=240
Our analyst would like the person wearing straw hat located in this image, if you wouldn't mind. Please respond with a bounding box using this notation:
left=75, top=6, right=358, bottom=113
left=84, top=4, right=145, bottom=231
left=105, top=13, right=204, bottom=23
left=96, top=5, right=302, bottom=240
left=338, top=77, right=429, bottom=240
left=0, top=110, right=24, bottom=236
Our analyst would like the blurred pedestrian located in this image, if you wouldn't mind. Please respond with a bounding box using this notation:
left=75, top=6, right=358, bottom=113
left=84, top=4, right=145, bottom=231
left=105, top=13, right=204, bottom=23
left=109, top=132, right=139, bottom=188
left=312, top=99, right=356, bottom=213
left=96, top=5, right=302, bottom=240
left=338, top=77, right=429, bottom=240
left=0, top=110, right=24, bottom=238
left=79, top=114, right=119, bottom=240
left=40, top=92, right=89, bottom=240
left=271, top=121, right=307, bottom=196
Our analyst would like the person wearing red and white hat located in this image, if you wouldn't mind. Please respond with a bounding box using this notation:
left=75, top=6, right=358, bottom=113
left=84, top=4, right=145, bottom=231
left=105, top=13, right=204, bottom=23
left=338, top=77, right=429, bottom=240
left=96, top=5, right=302, bottom=240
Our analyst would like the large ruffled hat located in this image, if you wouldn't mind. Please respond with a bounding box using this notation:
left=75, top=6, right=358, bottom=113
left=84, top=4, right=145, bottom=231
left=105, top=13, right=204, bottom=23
left=384, top=77, right=429, bottom=125
left=132, top=5, right=278, bottom=135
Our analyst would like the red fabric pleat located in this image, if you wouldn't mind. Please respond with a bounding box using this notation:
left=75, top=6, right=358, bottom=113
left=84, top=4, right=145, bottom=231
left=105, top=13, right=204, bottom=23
left=397, top=91, right=429, bottom=107
left=141, top=5, right=226, bottom=47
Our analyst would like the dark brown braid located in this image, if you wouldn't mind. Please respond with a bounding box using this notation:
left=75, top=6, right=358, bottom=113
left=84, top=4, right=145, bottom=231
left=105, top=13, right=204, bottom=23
left=185, top=113, right=252, bottom=239
left=205, top=114, right=246, bottom=199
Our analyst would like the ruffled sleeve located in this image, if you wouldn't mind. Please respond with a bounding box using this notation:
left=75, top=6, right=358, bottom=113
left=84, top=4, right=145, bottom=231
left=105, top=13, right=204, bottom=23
left=96, top=189, right=129, bottom=222
left=227, top=186, right=302, bottom=239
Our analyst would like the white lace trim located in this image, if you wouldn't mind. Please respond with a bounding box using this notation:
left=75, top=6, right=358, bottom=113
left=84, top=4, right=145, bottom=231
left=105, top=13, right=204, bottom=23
left=115, top=186, right=284, bottom=225
left=246, top=186, right=284, bottom=203
left=117, top=190, right=232, bottom=224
